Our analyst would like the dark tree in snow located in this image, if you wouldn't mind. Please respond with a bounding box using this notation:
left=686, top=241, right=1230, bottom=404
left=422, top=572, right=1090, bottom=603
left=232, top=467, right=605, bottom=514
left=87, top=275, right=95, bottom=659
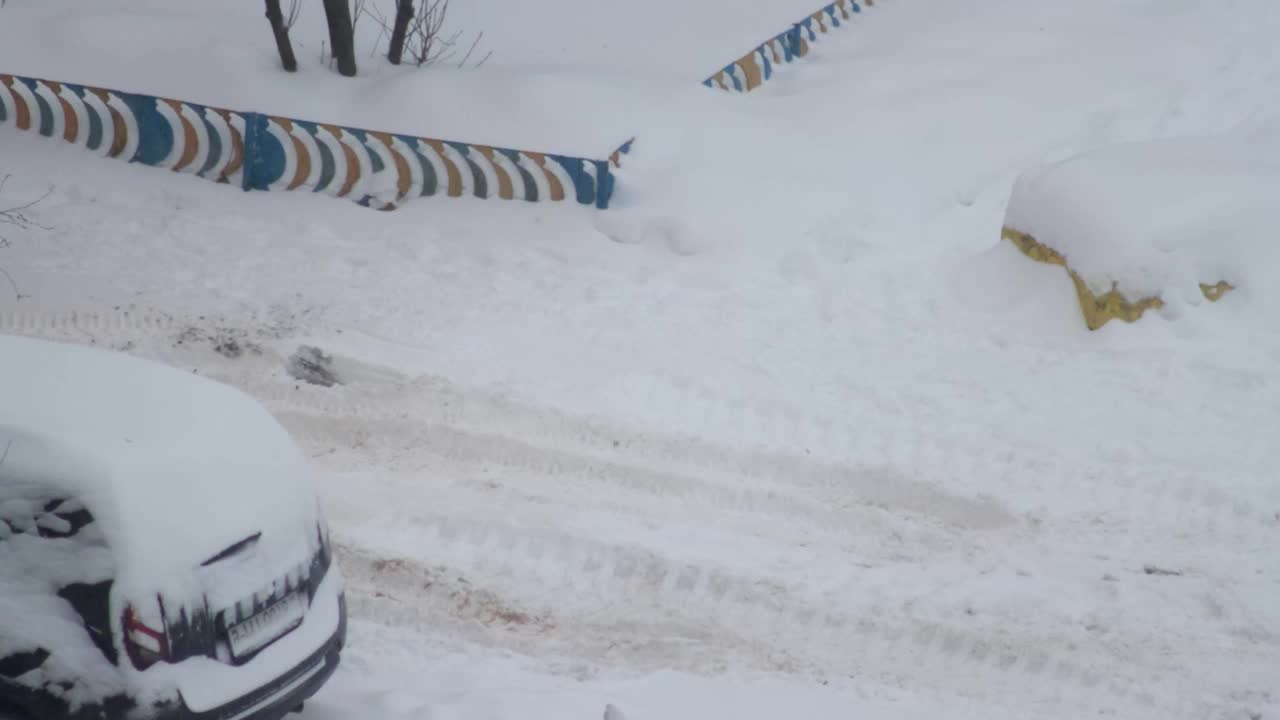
left=392, top=0, right=492, bottom=68
left=323, top=0, right=358, bottom=76
left=387, top=0, right=415, bottom=66
left=261, top=0, right=488, bottom=75
left=264, top=0, right=299, bottom=72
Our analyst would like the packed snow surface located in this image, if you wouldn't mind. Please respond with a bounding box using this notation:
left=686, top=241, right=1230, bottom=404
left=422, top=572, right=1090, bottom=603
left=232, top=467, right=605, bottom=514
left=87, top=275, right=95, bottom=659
left=2, top=0, right=1279, bottom=719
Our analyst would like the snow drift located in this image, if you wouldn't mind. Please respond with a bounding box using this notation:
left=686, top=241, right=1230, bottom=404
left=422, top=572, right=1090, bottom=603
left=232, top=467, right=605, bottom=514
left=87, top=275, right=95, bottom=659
left=1000, top=134, right=1280, bottom=329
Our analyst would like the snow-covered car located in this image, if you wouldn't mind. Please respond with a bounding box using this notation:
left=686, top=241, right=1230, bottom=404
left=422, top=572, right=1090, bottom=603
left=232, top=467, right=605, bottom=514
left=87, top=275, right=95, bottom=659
left=0, top=334, right=346, bottom=720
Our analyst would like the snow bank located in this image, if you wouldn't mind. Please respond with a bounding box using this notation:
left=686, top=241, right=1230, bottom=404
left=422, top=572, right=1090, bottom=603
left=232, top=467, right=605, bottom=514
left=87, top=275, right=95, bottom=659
left=1001, top=134, right=1280, bottom=329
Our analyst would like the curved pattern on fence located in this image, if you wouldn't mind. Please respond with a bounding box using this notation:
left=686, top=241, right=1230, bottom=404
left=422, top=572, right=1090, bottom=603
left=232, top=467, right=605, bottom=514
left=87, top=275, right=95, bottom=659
left=0, top=73, right=616, bottom=210
left=704, top=0, right=875, bottom=93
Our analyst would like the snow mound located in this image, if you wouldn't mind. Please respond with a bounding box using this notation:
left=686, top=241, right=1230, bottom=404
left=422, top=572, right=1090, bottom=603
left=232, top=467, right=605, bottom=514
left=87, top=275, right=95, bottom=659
left=999, top=135, right=1280, bottom=329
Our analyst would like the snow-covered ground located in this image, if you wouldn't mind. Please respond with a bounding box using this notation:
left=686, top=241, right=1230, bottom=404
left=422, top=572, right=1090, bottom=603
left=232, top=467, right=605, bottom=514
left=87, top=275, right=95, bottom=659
left=2, top=0, right=1279, bottom=718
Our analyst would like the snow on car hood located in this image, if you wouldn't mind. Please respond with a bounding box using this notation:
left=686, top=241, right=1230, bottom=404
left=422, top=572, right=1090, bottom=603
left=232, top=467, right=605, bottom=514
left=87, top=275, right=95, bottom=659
left=0, top=334, right=318, bottom=595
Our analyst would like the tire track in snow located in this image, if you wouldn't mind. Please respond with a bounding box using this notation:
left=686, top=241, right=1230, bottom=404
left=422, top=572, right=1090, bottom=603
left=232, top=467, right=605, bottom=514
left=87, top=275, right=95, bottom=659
left=0, top=305, right=1265, bottom=717
left=575, top=368, right=1279, bottom=545
left=216, top=361, right=1276, bottom=550
left=296, top=399, right=1269, bottom=717
left=248, top=368, right=1276, bottom=543
left=0, top=304, right=179, bottom=338
left=286, top=410, right=1010, bottom=553
left=230, top=365, right=1273, bottom=542
left=0, top=304, right=1273, bottom=539
left=333, top=517, right=1237, bottom=720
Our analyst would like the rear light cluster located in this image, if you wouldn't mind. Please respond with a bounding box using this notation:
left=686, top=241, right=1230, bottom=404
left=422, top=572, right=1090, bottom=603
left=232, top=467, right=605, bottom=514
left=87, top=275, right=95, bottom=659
left=119, top=524, right=334, bottom=671
left=123, top=601, right=171, bottom=670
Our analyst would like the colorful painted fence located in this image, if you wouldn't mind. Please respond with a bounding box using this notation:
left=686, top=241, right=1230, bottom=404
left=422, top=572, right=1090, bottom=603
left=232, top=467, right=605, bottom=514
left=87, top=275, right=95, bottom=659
left=704, top=0, right=875, bottom=93
left=608, top=137, right=635, bottom=169
left=0, top=73, right=617, bottom=210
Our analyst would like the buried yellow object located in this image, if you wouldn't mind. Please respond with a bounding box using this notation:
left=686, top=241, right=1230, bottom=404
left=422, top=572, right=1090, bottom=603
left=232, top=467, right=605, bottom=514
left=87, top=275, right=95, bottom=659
left=1000, top=227, right=1233, bottom=330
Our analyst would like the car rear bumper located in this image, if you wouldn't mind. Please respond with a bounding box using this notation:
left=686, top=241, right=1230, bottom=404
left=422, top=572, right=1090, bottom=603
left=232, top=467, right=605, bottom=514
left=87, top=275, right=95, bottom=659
left=172, top=593, right=346, bottom=720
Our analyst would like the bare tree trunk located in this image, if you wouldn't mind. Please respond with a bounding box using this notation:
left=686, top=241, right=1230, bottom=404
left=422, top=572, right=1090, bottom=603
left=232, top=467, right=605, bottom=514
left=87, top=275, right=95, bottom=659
left=387, top=0, right=415, bottom=65
left=322, top=0, right=358, bottom=77
left=264, top=0, right=299, bottom=72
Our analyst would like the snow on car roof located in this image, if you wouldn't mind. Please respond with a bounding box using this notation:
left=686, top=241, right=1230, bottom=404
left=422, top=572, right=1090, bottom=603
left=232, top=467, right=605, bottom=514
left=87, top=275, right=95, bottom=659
left=0, top=333, right=317, bottom=592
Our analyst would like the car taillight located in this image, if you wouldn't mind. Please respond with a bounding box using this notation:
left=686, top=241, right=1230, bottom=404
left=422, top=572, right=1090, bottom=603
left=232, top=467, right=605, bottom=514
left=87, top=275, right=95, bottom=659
left=123, top=602, right=170, bottom=670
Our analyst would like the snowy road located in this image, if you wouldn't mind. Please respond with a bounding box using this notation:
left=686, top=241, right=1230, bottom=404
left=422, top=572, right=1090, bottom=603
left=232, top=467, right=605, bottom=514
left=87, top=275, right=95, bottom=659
left=0, top=305, right=1275, bottom=719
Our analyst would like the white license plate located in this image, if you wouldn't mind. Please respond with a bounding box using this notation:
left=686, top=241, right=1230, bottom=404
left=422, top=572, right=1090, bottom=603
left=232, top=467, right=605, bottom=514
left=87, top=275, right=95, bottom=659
left=227, top=592, right=308, bottom=659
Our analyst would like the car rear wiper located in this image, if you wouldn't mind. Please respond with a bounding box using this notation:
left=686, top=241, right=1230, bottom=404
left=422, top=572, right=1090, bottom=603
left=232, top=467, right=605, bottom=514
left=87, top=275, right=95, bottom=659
left=201, top=532, right=262, bottom=567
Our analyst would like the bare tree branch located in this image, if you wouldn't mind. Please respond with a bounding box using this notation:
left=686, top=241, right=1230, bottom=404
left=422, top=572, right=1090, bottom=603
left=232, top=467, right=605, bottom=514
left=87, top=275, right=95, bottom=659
left=363, top=2, right=392, bottom=58
left=0, top=176, right=52, bottom=243
left=0, top=175, right=52, bottom=302
left=295, top=0, right=491, bottom=74
left=0, top=266, right=23, bottom=302
left=351, top=0, right=369, bottom=38
left=455, top=30, right=492, bottom=69
left=389, top=0, right=491, bottom=69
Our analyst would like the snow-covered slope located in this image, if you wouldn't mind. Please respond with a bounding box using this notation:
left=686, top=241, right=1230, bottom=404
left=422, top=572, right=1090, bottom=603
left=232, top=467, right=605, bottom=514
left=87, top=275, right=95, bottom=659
left=2, top=0, right=1279, bottom=718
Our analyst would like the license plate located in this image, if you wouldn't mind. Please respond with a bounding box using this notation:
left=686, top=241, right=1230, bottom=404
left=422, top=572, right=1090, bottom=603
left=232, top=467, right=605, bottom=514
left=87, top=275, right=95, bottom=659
left=227, top=592, right=308, bottom=659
